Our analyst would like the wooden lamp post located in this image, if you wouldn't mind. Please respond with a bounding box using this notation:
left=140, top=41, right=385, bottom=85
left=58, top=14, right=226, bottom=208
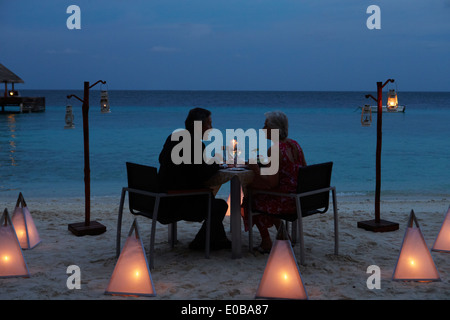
left=67, top=80, right=107, bottom=236
left=357, top=79, right=399, bottom=232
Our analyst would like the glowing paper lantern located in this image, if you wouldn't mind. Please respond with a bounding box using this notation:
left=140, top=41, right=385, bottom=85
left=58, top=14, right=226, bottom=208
left=432, top=206, right=450, bottom=253
left=105, top=219, right=156, bottom=297
left=0, top=208, right=30, bottom=278
left=392, top=210, right=440, bottom=282
left=11, top=193, right=41, bottom=249
left=255, top=223, right=308, bottom=300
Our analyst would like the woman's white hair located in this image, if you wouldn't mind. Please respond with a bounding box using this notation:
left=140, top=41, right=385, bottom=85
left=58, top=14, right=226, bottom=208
left=264, top=111, right=288, bottom=140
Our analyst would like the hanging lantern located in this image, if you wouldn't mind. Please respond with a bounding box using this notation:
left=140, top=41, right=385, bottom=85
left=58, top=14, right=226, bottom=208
left=64, top=105, right=74, bottom=129
left=0, top=208, right=30, bottom=278
left=105, top=219, right=156, bottom=297
left=387, top=89, right=398, bottom=111
left=431, top=206, right=450, bottom=253
left=392, top=210, right=440, bottom=282
left=255, top=222, right=308, bottom=300
left=11, top=193, right=41, bottom=250
left=361, top=104, right=372, bottom=127
left=100, top=90, right=110, bottom=113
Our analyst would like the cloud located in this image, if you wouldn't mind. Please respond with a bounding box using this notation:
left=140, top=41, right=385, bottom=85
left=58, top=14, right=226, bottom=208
left=45, top=48, right=80, bottom=55
left=150, top=46, right=178, bottom=53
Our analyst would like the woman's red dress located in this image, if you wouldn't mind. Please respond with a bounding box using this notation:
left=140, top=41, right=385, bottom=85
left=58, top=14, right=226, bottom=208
left=242, top=139, right=306, bottom=232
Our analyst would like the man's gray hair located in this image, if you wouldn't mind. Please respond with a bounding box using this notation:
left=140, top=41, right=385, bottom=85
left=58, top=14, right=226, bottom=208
left=264, top=111, right=288, bottom=140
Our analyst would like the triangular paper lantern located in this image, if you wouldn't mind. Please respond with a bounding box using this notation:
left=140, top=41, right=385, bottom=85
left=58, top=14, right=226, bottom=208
left=392, top=210, right=440, bottom=282
left=11, top=193, right=41, bottom=249
left=0, top=209, right=30, bottom=278
left=105, top=219, right=156, bottom=297
left=432, top=206, right=450, bottom=253
left=255, top=223, right=308, bottom=299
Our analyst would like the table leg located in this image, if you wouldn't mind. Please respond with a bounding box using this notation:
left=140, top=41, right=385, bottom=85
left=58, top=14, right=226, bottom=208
left=230, top=175, right=242, bottom=259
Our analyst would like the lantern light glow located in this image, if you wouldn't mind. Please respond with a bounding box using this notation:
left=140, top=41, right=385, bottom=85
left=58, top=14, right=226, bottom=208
left=100, top=90, right=110, bottom=113
left=0, top=208, right=30, bottom=279
left=432, top=206, right=450, bottom=253
left=11, top=193, right=41, bottom=250
left=105, top=219, right=156, bottom=297
left=255, top=234, right=308, bottom=300
left=392, top=210, right=441, bottom=282
left=387, top=89, right=399, bottom=111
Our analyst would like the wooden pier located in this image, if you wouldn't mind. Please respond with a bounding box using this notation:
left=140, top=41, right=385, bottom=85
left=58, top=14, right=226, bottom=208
left=0, top=63, right=45, bottom=113
left=0, top=96, right=45, bottom=113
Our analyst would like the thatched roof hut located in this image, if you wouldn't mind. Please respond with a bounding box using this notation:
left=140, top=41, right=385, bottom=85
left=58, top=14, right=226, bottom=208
left=0, top=63, right=24, bottom=98
left=0, top=63, right=24, bottom=84
left=0, top=63, right=44, bottom=112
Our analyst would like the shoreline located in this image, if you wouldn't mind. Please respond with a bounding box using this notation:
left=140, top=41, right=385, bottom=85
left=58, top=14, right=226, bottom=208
left=0, top=195, right=448, bottom=300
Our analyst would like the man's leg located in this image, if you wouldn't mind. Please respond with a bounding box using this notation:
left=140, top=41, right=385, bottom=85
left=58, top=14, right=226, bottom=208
left=190, top=198, right=230, bottom=250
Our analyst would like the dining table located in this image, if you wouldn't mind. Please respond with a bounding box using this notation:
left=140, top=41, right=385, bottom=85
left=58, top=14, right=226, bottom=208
left=206, top=166, right=254, bottom=259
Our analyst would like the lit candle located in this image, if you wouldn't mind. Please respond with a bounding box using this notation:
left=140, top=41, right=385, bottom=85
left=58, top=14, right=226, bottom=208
left=231, top=139, right=237, bottom=165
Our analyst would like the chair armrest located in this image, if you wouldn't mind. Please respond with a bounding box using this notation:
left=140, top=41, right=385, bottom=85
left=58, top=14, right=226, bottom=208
left=297, top=186, right=335, bottom=198
left=124, top=186, right=212, bottom=198
left=124, top=187, right=160, bottom=197
left=167, top=188, right=211, bottom=194
left=249, top=186, right=335, bottom=198
left=248, top=188, right=296, bottom=198
left=166, top=188, right=212, bottom=197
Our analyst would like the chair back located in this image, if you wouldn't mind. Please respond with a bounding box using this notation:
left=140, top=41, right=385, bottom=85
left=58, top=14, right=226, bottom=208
left=126, top=162, right=159, bottom=216
left=296, top=162, right=333, bottom=216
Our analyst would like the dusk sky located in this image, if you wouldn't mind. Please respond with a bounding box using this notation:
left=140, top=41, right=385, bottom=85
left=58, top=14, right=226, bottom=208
left=1, top=0, right=449, bottom=91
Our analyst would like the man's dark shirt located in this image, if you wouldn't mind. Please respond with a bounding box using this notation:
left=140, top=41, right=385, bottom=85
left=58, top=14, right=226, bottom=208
left=158, top=132, right=219, bottom=191
left=157, top=132, right=220, bottom=223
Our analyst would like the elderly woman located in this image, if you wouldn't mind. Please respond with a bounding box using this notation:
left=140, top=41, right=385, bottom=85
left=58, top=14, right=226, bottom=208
left=242, top=111, right=306, bottom=253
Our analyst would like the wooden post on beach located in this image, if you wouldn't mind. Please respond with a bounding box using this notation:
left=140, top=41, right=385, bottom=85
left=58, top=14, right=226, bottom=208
left=67, top=81, right=107, bottom=236
left=357, top=80, right=399, bottom=232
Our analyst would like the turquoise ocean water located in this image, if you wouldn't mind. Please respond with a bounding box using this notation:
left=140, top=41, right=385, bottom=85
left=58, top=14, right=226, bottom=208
left=0, top=90, right=449, bottom=200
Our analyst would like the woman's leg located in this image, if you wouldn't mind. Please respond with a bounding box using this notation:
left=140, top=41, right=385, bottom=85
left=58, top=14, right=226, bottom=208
left=254, top=215, right=273, bottom=251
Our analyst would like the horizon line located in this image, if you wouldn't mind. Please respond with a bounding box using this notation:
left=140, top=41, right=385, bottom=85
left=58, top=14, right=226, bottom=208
left=16, top=88, right=450, bottom=93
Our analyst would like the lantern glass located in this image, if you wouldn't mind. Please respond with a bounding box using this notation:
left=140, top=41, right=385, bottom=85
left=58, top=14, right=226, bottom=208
left=0, top=209, right=30, bottom=278
left=392, top=211, right=440, bottom=282
left=100, top=90, right=110, bottom=113
left=432, top=206, right=450, bottom=252
left=387, top=89, right=398, bottom=110
left=361, top=105, right=372, bottom=127
left=105, top=220, right=155, bottom=297
left=64, top=105, right=74, bottom=128
left=255, top=239, right=308, bottom=300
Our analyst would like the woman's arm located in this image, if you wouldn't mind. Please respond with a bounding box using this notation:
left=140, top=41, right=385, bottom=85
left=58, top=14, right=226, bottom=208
left=248, top=146, right=280, bottom=190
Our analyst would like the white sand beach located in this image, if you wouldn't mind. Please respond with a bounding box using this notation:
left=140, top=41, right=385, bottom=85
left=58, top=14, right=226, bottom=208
left=0, top=194, right=449, bottom=300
